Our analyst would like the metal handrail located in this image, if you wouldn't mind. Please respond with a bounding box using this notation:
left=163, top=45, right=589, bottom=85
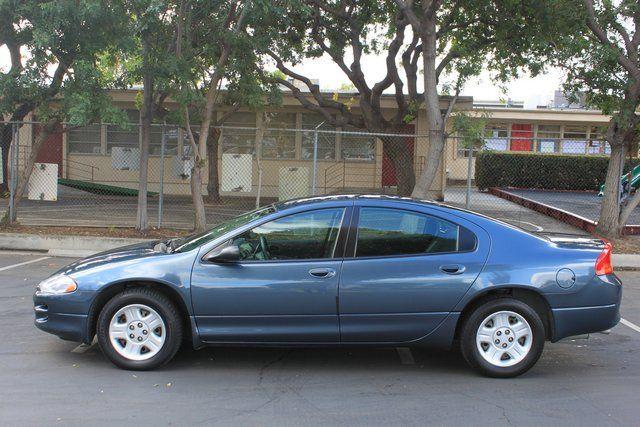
left=66, top=159, right=99, bottom=181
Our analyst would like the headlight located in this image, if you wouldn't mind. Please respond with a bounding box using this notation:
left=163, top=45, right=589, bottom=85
left=36, top=274, right=77, bottom=295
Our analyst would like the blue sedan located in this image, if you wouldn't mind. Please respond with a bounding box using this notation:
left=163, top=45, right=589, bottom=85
left=33, top=195, right=622, bottom=377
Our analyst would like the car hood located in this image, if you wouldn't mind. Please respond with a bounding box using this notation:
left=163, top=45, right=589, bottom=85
left=56, top=240, right=162, bottom=276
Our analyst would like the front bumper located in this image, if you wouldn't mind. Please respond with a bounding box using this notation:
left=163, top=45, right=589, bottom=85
left=34, top=294, right=88, bottom=343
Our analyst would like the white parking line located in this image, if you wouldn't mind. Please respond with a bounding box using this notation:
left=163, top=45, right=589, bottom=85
left=621, top=318, right=640, bottom=333
left=0, top=256, right=51, bottom=272
left=396, top=347, right=415, bottom=365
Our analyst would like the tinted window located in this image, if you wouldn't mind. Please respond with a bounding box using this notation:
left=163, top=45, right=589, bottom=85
left=356, top=208, right=474, bottom=257
left=232, top=208, right=345, bottom=261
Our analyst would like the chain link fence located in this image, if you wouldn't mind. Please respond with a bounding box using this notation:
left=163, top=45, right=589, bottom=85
left=1, top=120, right=638, bottom=233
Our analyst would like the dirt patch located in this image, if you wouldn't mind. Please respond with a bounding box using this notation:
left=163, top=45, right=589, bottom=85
left=0, top=224, right=191, bottom=239
left=612, top=235, right=640, bottom=254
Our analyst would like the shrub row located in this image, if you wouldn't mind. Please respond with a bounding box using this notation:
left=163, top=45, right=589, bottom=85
left=474, top=151, right=640, bottom=192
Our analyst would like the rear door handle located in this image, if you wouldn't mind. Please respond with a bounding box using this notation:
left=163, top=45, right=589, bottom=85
left=439, top=264, right=466, bottom=275
left=309, top=268, right=336, bottom=278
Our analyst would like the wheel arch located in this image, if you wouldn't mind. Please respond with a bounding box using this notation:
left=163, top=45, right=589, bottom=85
left=454, top=286, right=554, bottom=342
left=86, top=280, right=192, bottom=345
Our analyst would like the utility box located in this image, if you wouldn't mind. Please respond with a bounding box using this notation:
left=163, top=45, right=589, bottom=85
left=111, top=147, right=140, bottom=171
left=221, top=153, right=252, bottom=192
left=173, top=155, right=194, bottom=179
left=28, top=163, right=58, bottom=201
left=279, top=166, right=309, bottom=201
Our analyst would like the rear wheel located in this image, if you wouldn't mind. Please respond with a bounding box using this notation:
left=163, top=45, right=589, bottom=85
left=460, top=298, right=545, bottom=378
left=97, top=288, right=182, bottom=370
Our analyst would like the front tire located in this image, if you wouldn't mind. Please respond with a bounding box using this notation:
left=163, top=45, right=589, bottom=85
left=460, top=298, right=545, bottom=378
left=97, top=288, right=183, bottom=370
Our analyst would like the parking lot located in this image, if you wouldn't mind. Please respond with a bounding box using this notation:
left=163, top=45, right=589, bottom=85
left=1, top=253, right=639, bottom=426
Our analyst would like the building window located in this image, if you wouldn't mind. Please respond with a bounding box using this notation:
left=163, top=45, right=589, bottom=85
left=262, top=112, right=296, bottom=159
left=106, top=110, right=139, bottom=153
left=301, top=113, right=336, bottom=160
left=341, top=126, right=375, bottom=161
left=562, top=125, right=587, bottom=154
left=221, top=112, right=256, bottom=155
left=67, top=124, right=102, bottom=154
left=537, top=124, right=561, bottom=153
left=588, top=125, right=608, bottom=154
left=483, top=123, right=509, bottom=151
left=149, top=125, right=179, bottom=155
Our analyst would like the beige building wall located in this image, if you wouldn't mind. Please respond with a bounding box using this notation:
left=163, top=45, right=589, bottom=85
left=445, top=108, right=612, bottom=182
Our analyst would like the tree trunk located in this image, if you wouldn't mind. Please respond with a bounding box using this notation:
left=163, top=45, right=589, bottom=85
left=136, top=37, right=154, bottom=231
left=411, top=17, right=445, bottom=200
left=596, top=141, right=625, bottom=238
left=384, top=135, right=415, bottom=196
left=1, top=119, right=58, bottom=225
left=191, top=164, right=207, bottom=232
left=0, top=123, right=12, bottom=194
left=206, top=129, right=221, bottom=203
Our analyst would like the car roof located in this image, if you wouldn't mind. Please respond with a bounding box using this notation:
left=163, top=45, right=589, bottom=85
left=274, top=194, right=445, bottom=210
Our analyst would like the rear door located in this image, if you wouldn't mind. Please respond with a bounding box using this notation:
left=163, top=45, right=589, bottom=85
left=339, top=203, right=490, bottom=343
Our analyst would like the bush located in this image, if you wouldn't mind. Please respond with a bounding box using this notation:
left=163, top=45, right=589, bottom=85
left=474, top=151, right=640, bottom=192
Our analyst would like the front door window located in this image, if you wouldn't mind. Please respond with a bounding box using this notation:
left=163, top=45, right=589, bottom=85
left=231, top=208, right=346, bottom=261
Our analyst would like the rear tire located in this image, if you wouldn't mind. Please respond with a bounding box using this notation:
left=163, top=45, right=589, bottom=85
left=460, top=298, right=545, bottom=378
left=97, top=288, right=182, bottom=370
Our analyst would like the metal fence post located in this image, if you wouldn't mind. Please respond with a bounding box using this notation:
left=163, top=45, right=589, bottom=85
left=157, top=124, right=166, bottom=229
left=8, top=123, right=16, bottom=223
left=465, top=145, right=473, bottom=209
left=311, top=122, right=324, bottom=196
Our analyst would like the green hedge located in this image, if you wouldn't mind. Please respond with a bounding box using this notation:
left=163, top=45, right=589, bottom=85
left=474, top=151, right=640, bottom=192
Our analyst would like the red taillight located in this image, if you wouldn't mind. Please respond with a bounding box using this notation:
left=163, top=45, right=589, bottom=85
left=595, top=242, right=613, bottom=276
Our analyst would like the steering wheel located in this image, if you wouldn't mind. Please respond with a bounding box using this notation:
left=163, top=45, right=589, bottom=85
left=258, top=235, right=271, bottom=259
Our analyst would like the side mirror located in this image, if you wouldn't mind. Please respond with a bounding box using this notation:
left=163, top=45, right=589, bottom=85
left=203, top=245, right=240, bottom=263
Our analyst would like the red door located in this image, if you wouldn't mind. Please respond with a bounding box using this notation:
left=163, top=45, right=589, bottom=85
left=382, top=125, right=415, bottom=187
left=510, top=124, right=533, bottom=151
left=34, top=123, right=63, bottom=177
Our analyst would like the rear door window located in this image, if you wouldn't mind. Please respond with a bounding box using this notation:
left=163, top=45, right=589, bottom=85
left=355, top=207, right=476, bottom=257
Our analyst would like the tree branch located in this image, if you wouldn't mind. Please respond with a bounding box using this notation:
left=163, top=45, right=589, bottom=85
left=582, top=0, right=640, bottom=78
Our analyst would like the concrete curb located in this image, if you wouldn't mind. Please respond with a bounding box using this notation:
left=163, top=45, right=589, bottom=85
left=0, top=232, right=638, bottom=268
left=0, top=233, right=153, bottom=258
left=612, top=254, right=640, bottom=269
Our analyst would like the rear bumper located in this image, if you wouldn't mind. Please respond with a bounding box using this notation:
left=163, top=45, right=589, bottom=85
left=551, top=303, right=620, bottom=342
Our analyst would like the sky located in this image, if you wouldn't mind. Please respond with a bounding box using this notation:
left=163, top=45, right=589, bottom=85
left=1, top=45, right=564, bottom=109
left=293, top=53, right=565, bottom=109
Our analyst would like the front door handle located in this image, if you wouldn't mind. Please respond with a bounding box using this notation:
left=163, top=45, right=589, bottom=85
left=439, top=264, right=466, bottom=275
left=309, top=268, right=336, bottom=278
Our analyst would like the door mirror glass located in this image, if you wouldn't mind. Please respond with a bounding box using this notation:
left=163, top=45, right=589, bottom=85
left=203, top=245, right=240, bottom=263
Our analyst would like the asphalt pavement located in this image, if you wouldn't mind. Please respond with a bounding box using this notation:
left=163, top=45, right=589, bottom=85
left=1, top=253, right=639, bottom=426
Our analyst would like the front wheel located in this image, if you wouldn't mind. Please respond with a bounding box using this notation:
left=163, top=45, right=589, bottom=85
left=96, top=288, right=183, bottom=370
left=460, top=298, right=545, bottom=378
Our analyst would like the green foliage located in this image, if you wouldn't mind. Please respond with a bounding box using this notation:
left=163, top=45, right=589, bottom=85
left=474, top=151, right=640, bottom=192
left=0, top=0, right=130, bottom=124
left=453, top=112, right=489, bottom=149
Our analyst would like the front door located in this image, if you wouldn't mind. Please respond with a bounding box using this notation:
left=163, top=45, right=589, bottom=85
left=191, top=207, right=349, bottom=343
left=382, top=125, right=415, bottom=187
left=339, top=204, right=489, bottom=343
left=510, top=124, right=533, bottom=151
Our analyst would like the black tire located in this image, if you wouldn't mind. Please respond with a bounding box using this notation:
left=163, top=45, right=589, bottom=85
left=460, top=298, right=545, bottom=378
left=96, top=288, right=183, bottom=370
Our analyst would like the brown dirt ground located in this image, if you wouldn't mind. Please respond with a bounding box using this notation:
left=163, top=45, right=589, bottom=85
left=612, top=235, right=640, bottom=254
left=0, top=224, right=190, bottom=239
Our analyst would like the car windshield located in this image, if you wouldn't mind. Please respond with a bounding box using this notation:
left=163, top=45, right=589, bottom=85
left=171, top=205, right=277, bottom=253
